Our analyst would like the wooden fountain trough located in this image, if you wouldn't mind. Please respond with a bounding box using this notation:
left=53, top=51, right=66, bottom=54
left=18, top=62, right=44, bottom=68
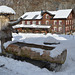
left=5, top=42, right=67, bottom=71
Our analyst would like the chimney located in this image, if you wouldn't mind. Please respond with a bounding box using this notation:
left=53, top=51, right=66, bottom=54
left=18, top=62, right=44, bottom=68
left=56, top=7, right=58, bottom=11
left=41, top=9, right=43, bottom=16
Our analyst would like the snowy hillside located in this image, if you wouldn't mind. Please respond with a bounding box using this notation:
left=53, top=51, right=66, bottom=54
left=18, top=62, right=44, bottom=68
left=0, top=33, right=75, bottom=75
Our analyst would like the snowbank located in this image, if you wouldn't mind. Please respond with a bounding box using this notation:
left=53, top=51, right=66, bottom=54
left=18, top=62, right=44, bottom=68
left=44, top=36, right=59, bottom=43
left=3, top=40, right=18, bottom=49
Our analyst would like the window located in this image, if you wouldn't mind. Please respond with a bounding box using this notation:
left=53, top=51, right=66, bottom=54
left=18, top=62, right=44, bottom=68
left=66, top=20, right=69, bottom=25
left=59, top=27, right=62, bottom=31
left=46, top=20, right=49, bottom=25
left=72, top=20, right=73, bottom=24
left=69, top=15, right=70, bottom=18
left=54, top=27, right=57, bottom=31
left=70, top=20, right=71, bottom=24
left=33, top=15, right=38, bottom=19
left=54, top=20, right=57, bottom=25
left=23, top=15, right=28, bottom=18
left=22, top=21, right=25, bottom=24
left=70, top=26, right=71, bottom=30
left=72, top=26, right=74, bottom=29
left=68, top=20, right=69, bottom=25
left=27, top=21, right=30, bottom=25
left=70, top=14, right=72, bottom=18
left=32, top=21, right=36, bottom=24
left=38, top=21, right=41, bottom=25
left=66, top=27, right=69, bottom=31
left=46, top=14, right=49, bottom=19
left=66, top=20, right=68, bottom=25
left=59, top=20, right=62, bottom=25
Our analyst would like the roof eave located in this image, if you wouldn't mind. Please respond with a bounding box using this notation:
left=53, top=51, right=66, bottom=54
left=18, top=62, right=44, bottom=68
left=53, top=17, right=68, bottom=20
left=23, top=18, right=42, bottom=20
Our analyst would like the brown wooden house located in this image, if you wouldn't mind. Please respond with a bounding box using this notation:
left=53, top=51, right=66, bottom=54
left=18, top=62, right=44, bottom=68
left=13, top=9, right=75, bottom=34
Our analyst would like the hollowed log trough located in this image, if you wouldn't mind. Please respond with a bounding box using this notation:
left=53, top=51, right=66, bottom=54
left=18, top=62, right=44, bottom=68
left=5, top=42, right=67, bottom=71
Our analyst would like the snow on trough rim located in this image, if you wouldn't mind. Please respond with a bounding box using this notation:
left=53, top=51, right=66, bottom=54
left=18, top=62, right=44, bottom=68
left=3, top=40, right=18, bottom=49
left=31, top=48, right=44, bottom=55
left=44, top=36, right=59, bottom=43
left=0, top=5, right=16, bottom=14
left=3, top=33, right=68, bottom=58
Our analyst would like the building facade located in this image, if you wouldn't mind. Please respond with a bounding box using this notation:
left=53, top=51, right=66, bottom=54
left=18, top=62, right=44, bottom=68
left=13, top=9, right=75, bottom=34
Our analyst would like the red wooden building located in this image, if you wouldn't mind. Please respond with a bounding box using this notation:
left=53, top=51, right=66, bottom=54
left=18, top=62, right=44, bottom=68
left=13, top=9, right=75, bottom=34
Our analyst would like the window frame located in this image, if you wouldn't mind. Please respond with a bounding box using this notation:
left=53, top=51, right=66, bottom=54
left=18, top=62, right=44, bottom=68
left=59, top=27, right=62, bottom=31
left=59, top=20, right=62, bottom=25
left=22, top=21, right=25, bottom=25
left=27, top=21, right=30, bottom=25
left=54, top=20, right=57, bottom=25
left=46, top=14, right=49, bottom=19
left=32, top=21, right=36, bottom=24
left=46, top=20, right=49, bottom=25
left=54, top=27, right=57, bottom=31
left=38, top=21, right=41, bottom=25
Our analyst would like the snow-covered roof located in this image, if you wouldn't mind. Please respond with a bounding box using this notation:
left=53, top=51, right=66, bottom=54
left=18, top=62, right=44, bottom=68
left=21, top=11, right=56, bottom=20
left=0, top=5, right=16, bottom=14
left=21, top=9, right=72, bottom=20
left=47, top=11, right=57, bottom=15
left=53, top=9, right=72, bottom=19
left=13, top=24, right=50, bottom=29
left=21, top=11, right=42, bottom=20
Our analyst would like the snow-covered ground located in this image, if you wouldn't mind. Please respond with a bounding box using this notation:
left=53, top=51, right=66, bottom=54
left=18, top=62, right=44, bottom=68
left=0, top=33, right=75, bottom=75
